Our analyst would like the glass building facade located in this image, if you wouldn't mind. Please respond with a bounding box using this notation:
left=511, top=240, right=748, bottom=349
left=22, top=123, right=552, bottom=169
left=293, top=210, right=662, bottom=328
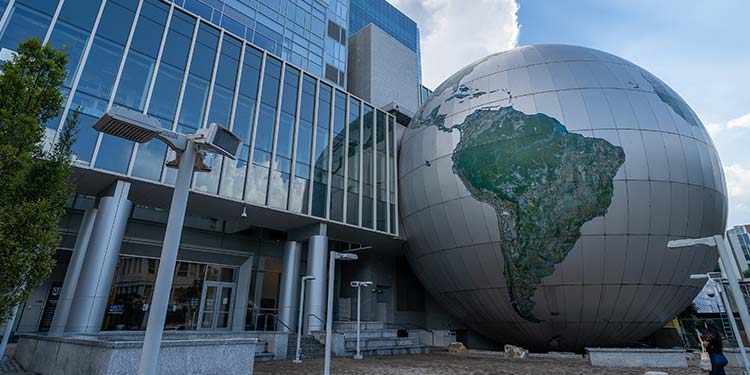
left=0, top=0, right=398, bottom=235
left=348, top=0, right=420, bottom=82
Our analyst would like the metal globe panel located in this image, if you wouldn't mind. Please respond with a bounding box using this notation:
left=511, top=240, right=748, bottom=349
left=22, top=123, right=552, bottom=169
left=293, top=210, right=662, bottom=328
left=399, top=44, right=727, bottom=351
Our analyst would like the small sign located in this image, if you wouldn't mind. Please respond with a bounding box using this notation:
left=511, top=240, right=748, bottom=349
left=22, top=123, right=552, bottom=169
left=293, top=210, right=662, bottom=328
left=108, top=304, right=124, bottom=314
left=142, top=303, right=149, bottom=311
left=222, top=298, right=228, bottom=305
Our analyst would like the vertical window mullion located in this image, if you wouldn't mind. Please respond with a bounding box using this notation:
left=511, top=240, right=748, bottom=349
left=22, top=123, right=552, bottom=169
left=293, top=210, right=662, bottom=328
left=160, top=15, right=201, bottom=184
left=287, top=71, right=304, bottom=211
left=123, top=2, right=174, bottom=176
left=52, top=0, right=108, bottom=155
left=242, top=51, right=267, bottom=201
left=358, top=100, right=363, bottom=227
left=341, top=94, right=349, bottom=221
left=306, top=79, right=320, bottom=214
left=393, top=116, right=399, bottom=236
left=201, top=29, right=225, bottom=129
left=385, top=114, right=391, bottom=233
left=325, top=88, right=334, bottom=219
left=42, top=0, right=65, bottom=44
left=264, top=61, right=286, bottom=205
left=227, top=43, right=247, bottom=132
left=0, top=0, right=17, bottom=32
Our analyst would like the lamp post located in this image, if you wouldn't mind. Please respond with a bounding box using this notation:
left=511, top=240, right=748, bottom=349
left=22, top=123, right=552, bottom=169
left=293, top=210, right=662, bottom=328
left=293, top=275, right=315, bottom=364
left=669, top=235, right=750, bottom=351
left=691, top=272, right=750, bottom=373
left=92, top=107, right=241, bottom=375
left=349, top=281, right=373, bottom=360
left=324, top=251, right=358, bottom=375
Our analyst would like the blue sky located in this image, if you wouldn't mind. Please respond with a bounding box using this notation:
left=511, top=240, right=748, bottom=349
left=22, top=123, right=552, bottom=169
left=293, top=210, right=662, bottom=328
left=516, top=0, right=750, bottom=228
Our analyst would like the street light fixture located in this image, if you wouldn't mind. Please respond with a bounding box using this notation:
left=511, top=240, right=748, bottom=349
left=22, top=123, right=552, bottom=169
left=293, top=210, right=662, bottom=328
left=324, top=252, right=359, bottom=375
left=669, top=235, right=750, bottom=356
left=350, top=281, right=373, bottom=360
left=691, top=272, right=750, bottom=373
left=93, top=107, right=241, bottom=375
left=293, top=275, right=316, bottom=364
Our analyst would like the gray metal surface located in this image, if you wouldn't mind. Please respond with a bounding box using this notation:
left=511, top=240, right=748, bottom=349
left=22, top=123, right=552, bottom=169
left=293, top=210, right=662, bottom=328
left=398, top=45, right=728, bottom=351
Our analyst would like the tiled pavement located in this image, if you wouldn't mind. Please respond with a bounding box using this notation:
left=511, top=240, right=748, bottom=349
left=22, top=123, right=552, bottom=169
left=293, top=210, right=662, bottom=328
left=255, top=351, right=709, bottom=375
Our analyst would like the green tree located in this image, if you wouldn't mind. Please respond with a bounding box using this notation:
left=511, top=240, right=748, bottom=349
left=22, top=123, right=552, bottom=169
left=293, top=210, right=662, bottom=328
left=0, top=38, right=77, bottom=321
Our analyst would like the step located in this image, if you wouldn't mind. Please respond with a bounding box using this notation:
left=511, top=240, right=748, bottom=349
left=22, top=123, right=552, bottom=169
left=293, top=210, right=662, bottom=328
left=344, top=337, right=415, bottom=350
left=343, top=345, right=431, bottom=357
left=336, top=329, right=399, bottom=339
left=333, top=321, right=384, bottom=330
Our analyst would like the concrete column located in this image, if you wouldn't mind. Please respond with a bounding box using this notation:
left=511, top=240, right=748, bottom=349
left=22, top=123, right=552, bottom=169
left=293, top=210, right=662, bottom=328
left=277, top=241, right=301, bottom=332
left=305, top=235, right=328, bottom=334
left=48, top=208, right=98, bottom=336
left=231, top=256, right=254, bottom=332
left=67, top=181, right=132, bottom=333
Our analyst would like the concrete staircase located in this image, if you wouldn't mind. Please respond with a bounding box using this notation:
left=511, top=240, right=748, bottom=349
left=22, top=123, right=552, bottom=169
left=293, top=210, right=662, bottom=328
left=319, top=321, right=430, bottom=357
left=286, top=334, right=326, bottom=359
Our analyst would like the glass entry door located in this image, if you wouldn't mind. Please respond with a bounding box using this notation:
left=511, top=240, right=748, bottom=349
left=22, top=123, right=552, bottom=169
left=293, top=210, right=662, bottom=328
left=198, top=282, right=234, bottom=330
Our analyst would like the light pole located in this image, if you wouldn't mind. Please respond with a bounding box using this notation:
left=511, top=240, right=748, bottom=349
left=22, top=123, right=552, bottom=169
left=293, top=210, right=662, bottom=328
left=349, top=280, right=373, bottom=360
left=669, top=235, right=750, bottom=351
left=691, top=272, right=750, bottom=373
left=294, top=275, right=315, bottom=364
left=92, top=107, right=241, bottom=375
left=324, top=251, right=358, bottom=375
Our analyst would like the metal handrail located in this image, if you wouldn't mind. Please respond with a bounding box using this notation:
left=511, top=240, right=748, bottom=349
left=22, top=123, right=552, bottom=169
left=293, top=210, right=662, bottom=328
left=274, top=314, right=293, bottom=332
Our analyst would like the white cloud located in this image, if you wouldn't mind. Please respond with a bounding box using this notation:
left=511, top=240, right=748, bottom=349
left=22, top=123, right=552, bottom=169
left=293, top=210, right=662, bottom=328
left=705, top=122, right=722, bottom=136
left=725, top=164, right=750, bottom=198
left=390, top=0, right=520, bottom=89
left=727, top=112, right=750, bottom=129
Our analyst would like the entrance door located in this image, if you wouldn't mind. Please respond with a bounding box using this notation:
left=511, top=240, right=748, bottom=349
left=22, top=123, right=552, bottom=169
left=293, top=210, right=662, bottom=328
left=198, top=282, right=234, bottom=330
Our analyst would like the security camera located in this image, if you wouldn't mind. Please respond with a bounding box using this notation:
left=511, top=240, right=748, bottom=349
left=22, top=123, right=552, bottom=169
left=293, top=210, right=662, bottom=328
left=241, top=205, right=247, bottom=218
left=705, top=287, right=716, bottom=298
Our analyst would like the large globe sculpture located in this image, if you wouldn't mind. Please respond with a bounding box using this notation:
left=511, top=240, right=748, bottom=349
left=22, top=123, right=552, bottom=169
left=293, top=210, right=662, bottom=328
left=399, top=45, right=727, bottom=351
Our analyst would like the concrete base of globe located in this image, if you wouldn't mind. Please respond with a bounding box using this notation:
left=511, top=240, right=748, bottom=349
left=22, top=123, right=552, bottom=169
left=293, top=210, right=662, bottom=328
left=586, top=347, right=687, bottom=368
left=15, top=332, right=258, bottom=375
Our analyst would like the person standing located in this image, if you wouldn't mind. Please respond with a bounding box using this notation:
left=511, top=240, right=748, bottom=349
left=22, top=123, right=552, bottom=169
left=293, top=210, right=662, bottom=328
left=703, top=321, right=729, bottom=375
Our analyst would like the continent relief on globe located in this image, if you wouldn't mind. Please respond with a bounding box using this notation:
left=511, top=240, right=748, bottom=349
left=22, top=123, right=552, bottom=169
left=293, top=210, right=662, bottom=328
left=422, top=105, right=626, bottom=322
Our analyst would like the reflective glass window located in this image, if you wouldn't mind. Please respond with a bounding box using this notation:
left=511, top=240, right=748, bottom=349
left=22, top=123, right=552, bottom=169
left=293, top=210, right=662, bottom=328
left=84, top=0, right=139, bottom=173
left=246, top=56, right=281, bottom=205
left=376, top=110, right=387, bottom=231
left=47, top=0, right=102, bottom=86
left=361, top=105, right=374, bottom=228
left=311, top=83, right=331, bottom=218
left=131, top=10, right=196, bottom=181
left=389, top=116, right=397, bottom=233
left=346, top=97, right=360, bottom=225
left=329, top=90, right=346, bottom=221
left=175, top=22, right=219, bottom=135
left=219, top=46, right=262, bottom=200
left=0, top=1, right=56, bottom=54
left=267, top=66, right=299, bottom=209
left=288, top=75, right=316, bottom=213
left=195, top=35, right=241, bottom=195
left=113, top=0, right=168, bottom=111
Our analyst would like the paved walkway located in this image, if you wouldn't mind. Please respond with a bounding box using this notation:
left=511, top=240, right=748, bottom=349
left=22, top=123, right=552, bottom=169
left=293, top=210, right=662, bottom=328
left=255, top=351, right=707, bottom=375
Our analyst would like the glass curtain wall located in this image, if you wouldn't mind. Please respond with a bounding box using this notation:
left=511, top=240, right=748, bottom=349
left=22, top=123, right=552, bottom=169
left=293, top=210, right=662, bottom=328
left=346, top=97, right=361, bottom=225
left=0, top=0, right=398, bottom=234
left=288, top=75, right=316, bottom=213
left=361, top=104, right=374, bottom=229
left=375, top=110, right=388, bottom=232
left=389, top=116, right=397, bottom=234
left=247, top=56, right=282, bottom=204
left=219, top=45, right=263, bottom=203
left=311, top=83, right=332, bottom=218
left=268, top=66, right=300, bottom=209
left=194, top=34, right=242, bottom=194
left=329, top=90, right=346, bottom=221
left=131, top=9, right=196, bottom=181
left=219, top=45, right=263, bottom=200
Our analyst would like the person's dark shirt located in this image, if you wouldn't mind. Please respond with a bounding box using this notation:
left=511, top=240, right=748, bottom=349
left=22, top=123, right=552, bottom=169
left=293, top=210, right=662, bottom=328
left=704, top=331, right=723, bottom=354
